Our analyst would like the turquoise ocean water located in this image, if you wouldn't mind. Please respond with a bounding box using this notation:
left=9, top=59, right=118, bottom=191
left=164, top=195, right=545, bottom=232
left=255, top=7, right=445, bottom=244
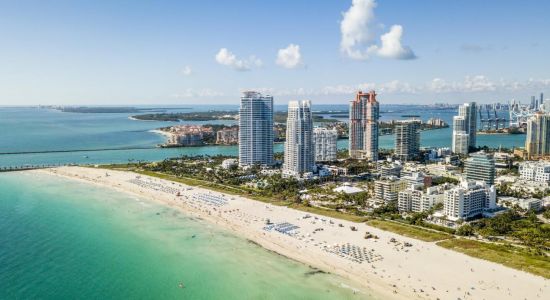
left=0, top=105, right=524, bottom=168
left=0, top=171, right=367, bottom=299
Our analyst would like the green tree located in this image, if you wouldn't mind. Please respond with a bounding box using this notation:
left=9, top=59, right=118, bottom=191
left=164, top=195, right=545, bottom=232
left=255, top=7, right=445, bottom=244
left=456, top=224, right=475, bottom=236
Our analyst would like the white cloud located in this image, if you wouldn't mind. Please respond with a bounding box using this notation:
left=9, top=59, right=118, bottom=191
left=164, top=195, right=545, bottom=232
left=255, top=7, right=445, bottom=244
left=171, top=88, right=224, bottom=98
left=215, top=48, right=262, bottom=71
left=241, top=87, right=314, bottom=97
left=340, top=0, right=377, bottom=60
left=462, top=75, right=496, bottom=92
left=253, top=76, right=550, bottom=98
left=370, top=25, right=416, bottom=60
left=181, top=66, right=192, bottom=76
left=340, top=0, right=416, bottom=60
left=276, top=44, right=303, bottom=69
left=428, top=78, right=456, bottom=93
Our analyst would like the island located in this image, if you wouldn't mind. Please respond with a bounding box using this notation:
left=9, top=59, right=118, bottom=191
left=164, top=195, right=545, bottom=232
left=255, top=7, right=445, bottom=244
left=132, top=111, right=340, bottom=123
left=43, top=106, right=191, bottom=114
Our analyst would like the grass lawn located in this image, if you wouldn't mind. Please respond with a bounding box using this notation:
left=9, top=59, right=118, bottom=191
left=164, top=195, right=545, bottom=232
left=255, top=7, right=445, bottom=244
left=288, top=203, right=368, bottom=223
left=437, top=238, right=550, bottom=279
left=139, top=170, right=368, bottom=222
left=134, top=170, right=260, bottom=196
left=96, top=165, right=368, bottom=222
left=366, top=219, right=452, bottom=242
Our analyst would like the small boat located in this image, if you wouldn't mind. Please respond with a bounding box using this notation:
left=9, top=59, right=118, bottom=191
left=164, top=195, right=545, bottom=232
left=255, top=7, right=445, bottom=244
left=178, top=282, right=185, bottom=288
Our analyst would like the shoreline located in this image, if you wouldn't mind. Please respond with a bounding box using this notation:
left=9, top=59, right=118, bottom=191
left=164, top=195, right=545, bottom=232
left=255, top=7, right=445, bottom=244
left=33, top=167, right=549, bottom=300
left=148, top=129, right=173, bottom=138
left=477, top=132, right=526, bottom=135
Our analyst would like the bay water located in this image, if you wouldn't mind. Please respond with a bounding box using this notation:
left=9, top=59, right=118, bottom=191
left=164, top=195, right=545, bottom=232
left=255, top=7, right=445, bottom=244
left=0, top=105, right=525, bottom=168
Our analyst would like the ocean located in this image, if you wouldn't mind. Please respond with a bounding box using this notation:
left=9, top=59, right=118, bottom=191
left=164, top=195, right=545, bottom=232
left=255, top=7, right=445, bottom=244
left=0, top=105, right=524, bottom=168
left=0, top=171, right=366, bottom=299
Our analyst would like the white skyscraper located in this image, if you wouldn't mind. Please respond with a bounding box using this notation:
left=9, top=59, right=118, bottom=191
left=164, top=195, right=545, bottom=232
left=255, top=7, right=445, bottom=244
left=283, top=100, right=314, bottom=177
left=457, top=102, right=477, bottom=149
left=452, top=116, right=469, bottom=155
left=313, top=127, right=338, bottom=162
left=238, top=91, right=274, bottom=167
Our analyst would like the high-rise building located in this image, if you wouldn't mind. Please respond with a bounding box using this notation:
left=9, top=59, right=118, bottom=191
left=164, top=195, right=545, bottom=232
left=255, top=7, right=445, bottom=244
left=525, top=112, right=550, bottom=158
left=444, top=180, right=496, bottom=220
left=452, top=115, right=465, bottom=130
left=313, top=127, right=338, bottom=162
left=452, top=132, right=469, bottom=155
left=238, top=91, right=274, bottom=167
left=394, top=120, right=420, bottom=161
left=283, top=100, right=314, bottom=177
left=452, top=115, right=469, bottom=155
left=464, top=152, right=495, bottom=185
left=457, top=102, right=477, bottom=150
left=349, top=90, right=379, bottom=160
left=541, top=93, right=544, bottom=105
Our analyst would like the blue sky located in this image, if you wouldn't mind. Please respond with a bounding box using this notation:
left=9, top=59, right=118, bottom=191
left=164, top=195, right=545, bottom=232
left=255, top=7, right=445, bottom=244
left=0, top=0, right=549, bottom=105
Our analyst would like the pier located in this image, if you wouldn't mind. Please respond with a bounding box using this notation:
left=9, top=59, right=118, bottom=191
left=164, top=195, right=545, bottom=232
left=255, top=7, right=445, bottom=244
left=0, top=164, right=79, bottom=172
left=0, top=146, right=155, bottom=156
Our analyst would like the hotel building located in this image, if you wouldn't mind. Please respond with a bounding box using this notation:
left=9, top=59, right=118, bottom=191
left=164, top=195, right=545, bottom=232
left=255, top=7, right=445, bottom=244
left=398, top=186, right=445, bottom=213
left=444, top=180, right=496, bottom=220
left=519, top=161, right=550, bottom=183
left=374, top=176, right=408, bottom=203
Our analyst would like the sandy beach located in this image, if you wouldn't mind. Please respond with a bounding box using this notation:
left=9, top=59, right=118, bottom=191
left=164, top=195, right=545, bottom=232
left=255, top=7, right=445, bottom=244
left=36, top=166, right=549, bottom=300
left=148, top=129, right=173, bottom=138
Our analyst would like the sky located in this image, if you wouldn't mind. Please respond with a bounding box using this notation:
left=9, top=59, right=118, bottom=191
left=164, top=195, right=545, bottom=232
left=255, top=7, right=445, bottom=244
left=0, top=0, right=549, bottom=105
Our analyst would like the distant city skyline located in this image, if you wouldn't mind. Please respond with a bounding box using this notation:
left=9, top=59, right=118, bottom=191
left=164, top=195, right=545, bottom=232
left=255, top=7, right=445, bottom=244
left=1, top=0, right=550, bottom=105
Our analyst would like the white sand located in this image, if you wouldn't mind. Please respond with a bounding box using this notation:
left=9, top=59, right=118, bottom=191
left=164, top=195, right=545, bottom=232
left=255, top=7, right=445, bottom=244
left=36, top=166, right=549, bottom=300
left=148, top=129, right=173, bottom=138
